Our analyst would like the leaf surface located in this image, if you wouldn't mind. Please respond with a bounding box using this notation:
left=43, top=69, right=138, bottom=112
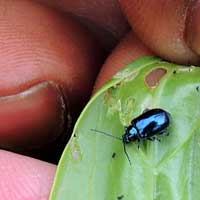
left=50, top=57, right=200, bottom=200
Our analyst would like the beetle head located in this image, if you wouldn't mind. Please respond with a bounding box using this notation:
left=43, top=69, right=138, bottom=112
left=123, top=126, right=138, bottom=143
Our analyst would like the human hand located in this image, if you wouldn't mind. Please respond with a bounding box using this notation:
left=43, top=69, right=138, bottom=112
left=0, top=0, right=103, bottom=199
left=1, top=0, right=199, bottom=199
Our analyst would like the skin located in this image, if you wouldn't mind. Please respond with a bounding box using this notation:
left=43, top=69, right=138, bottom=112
left=1, top=0, right=200, bottom=199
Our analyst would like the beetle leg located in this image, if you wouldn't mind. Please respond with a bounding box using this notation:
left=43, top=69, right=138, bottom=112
left=147, top=137, right=155, bottom=141
left=148, top=137, right=161, bottom=142
left=158, top=129, right=169, bottom=136
left=159, top=129, right=170, bottom=136
left=156, top=137, right=161, bottom=142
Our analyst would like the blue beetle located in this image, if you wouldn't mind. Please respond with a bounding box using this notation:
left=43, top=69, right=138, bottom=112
left=123, top=108, right=170, bottom=144
left=120, top=108, right=171, bottom=164
left=91, top=108, right=171, bottom=165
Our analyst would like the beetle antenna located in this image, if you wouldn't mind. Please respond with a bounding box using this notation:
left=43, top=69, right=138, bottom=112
left=90, top=129, right=122, bottom=141
left=123, top=142, right=132, bottom=165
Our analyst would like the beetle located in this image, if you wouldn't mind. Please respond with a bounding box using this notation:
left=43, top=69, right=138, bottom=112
left=121, top=108, right=171, bottom=164
left=123, top=108, right=170, bottom=144
left=91, top=108, right=171, bottom=165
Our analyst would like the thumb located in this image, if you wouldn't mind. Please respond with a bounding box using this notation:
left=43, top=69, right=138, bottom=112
left=0, top=150, right=56, bottom=200
left=120, top=0, right=200, bottom=65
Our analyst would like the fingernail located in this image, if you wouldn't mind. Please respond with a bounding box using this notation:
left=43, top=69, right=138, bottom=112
left=0, top=82, right=70, bottom=154
left=185, top=1, right=200, bottom=56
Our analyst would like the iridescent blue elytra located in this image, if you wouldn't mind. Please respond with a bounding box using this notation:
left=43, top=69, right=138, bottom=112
left=123, top=108, right=170, bottom=144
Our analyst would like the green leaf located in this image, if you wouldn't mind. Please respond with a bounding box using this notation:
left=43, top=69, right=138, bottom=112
left=50, top=56, right=200, bottom=200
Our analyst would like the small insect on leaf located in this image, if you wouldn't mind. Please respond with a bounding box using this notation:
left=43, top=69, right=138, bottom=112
left=117, top=195, right=124, bottom=200
left=112, top=152, right=116, bottom=158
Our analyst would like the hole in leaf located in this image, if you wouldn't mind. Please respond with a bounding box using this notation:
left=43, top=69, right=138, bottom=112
left=145, top=68, right=167, bottom=88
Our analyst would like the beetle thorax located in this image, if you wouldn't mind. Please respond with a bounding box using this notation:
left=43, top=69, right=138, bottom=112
left=123, top=126, right=138, bottom=143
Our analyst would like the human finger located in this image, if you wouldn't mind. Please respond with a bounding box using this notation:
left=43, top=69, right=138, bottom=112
left=37, top=0, right=130, bottom=50
left=94, top=32, right=154, bottom=91
left=120, top=0, right=200, bottom=65
left=0, top=150, right=56, bottom=200
left=0, top=0, right=103, bottom=158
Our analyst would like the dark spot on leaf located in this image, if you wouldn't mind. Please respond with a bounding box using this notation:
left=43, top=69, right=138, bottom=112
left=115, top=82, right=122, bottom=87
left=173, top=70, right=177, bottom=74
left=196, top=86, right=199, bottom=92
left=74, top=134, right=76, bottom=137
left=117, top=195, right=124, bottom=200
left=145, top=68, right=167, bottom=88
left=112, top=152, right=116, bottom=158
